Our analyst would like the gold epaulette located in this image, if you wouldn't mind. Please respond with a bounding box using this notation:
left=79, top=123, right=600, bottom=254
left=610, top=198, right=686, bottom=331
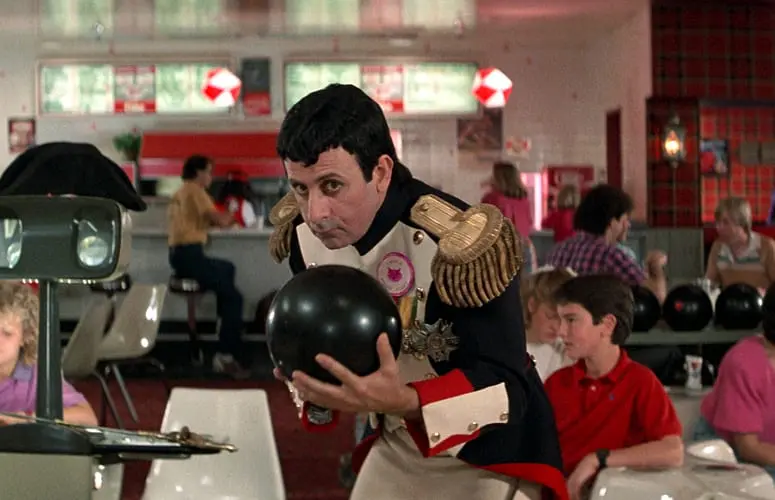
left=410, top=195, right=523, bottom=308
left=268, top=193, right=300, bottom=263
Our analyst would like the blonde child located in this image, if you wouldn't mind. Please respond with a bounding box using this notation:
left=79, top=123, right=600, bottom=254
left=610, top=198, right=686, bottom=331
left=520, top=266, right=576, bottom=381
left=0, top=281, right=97, bottom=426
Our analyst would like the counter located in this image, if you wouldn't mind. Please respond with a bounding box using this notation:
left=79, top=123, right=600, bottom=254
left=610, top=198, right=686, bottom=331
left=56, top=225, right=708, bottom=329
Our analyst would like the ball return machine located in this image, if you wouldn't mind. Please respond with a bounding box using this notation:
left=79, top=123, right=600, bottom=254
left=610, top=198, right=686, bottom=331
left=0, top=196, right=237, bottom=499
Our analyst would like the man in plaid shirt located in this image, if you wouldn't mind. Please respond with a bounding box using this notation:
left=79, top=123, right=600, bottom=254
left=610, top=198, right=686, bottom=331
left=546, top=185, right=667, bottom=303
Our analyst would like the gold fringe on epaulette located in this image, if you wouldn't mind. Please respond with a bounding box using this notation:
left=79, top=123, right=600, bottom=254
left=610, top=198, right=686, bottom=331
left=268, top=193, right=300, bottom=264
left=431, top=206, right=523, bottom=308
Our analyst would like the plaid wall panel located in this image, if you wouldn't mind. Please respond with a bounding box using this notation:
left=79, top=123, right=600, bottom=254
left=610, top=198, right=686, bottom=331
left=700, top=106, right=775, bottom=223
left=652, top=3, right=775, bottom=100
left=646, top=98, right=702, bottom=227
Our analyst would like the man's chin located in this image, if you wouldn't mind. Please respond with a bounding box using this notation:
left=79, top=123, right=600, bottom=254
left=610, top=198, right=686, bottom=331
left=318, top=234, right=351, bottom=250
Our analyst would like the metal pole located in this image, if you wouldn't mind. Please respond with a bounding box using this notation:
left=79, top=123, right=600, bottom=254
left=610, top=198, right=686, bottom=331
left=35, top=279, right=63, bottom=420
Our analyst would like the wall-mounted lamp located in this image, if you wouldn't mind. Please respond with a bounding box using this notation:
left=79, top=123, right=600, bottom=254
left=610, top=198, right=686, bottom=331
left=662, top=113, right=686, bottom=168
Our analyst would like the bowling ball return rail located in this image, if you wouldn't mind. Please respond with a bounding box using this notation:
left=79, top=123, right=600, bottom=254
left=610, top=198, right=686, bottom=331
left=626, top=328, right=757, bottom=346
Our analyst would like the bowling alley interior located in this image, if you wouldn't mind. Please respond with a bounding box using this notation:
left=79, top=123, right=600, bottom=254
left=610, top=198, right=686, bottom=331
left=2, top=0, right=775, bottom=498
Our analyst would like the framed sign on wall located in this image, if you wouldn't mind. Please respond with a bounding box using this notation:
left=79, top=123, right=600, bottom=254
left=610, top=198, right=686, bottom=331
left=37, top=59, right=234, bottom=116
left=284, top=59, right=480, bottom=117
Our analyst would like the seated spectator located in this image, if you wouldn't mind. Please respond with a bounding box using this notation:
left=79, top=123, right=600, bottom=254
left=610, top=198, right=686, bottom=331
left=693, top=282, right=775, bottom=479
left=542, top=184, right=579, bottom=243
left=545, top=275, right=683, bottom=498
left=481, top=161, right=533, bottom=239
left=706, top=197, right=775, bottom=292
left=545, top=184, right=667, bottom=302
left=0, top=282, right=97, bottom=426
left=214, top=170, right=259, bottom=228
left=520, top=266, right=576, bottom=381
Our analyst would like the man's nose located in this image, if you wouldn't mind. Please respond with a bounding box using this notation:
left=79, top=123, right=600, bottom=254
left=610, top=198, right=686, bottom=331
left=557, top=321, right=568, bottom=339
left=306, top=191, right=331, bottom=222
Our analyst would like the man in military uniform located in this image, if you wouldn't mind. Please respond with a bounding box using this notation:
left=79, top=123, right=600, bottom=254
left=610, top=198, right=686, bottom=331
left=269, top=84, right=568, bottom=500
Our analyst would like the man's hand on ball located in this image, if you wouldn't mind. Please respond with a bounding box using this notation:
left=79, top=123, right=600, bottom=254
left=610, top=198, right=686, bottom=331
left=290, top=333, right=420, bottom=416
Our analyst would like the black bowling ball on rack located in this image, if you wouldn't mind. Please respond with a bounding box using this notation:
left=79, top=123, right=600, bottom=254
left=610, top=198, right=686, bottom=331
left=265, top=264, right=403, bottom=384
left=662, top=284, right=714, bottom=332
left=714, top=283, right=763, bottom=330
left=632, top=285, right=661, bottom=332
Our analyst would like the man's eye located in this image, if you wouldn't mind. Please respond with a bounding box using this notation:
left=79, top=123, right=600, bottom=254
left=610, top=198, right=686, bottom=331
left=322, top=181, right=343, bottom=194
left=292, top=185, right=308, bottom=196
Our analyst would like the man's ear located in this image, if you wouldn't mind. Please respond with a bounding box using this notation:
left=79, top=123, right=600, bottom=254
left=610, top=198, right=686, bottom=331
left=371, top=154, right=394, bottom=193
left=601, top=314, right=618, bottom=337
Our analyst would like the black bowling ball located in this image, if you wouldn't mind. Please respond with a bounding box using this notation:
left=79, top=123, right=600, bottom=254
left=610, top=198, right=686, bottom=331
left=662, top=284, right=714, bottom=332
left=715, top=283, right=763, bottom=330
left=632, top=285, right=661, bottom=332
left=266, top=264, right=402, bottom=384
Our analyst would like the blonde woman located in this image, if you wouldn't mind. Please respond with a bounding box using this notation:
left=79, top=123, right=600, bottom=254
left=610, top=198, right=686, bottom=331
left=706, top=197, right=775, bottom=291
left=520, top=266, right=577, bottom=381
left=481, top=161, right=534, bottom=239
left=542, top=184, right=579, bottom=243
left=0, top=281, right=96, bottom=426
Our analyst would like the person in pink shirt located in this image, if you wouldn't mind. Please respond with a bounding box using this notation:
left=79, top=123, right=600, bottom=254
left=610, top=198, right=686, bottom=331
left=481, top=161, right=534, bottom=239
left=694, top=282, right=775, bottom=478
left=542, top=184, right=579, bottom=243
left=0, top=281, right=97, bottom=426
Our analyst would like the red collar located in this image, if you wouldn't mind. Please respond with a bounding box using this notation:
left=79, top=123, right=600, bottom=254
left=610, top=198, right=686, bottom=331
left=570, top=349, right=631, bottom=384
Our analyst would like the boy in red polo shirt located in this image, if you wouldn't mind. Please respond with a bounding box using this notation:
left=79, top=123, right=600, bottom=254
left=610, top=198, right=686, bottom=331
left=545, top=274, right=684, bottom=499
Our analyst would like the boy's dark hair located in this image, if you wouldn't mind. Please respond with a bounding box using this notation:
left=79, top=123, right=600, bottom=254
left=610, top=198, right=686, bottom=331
left=181, top=154, right=212, bottom=180
left=554, top=274, right=634, bottom=345
left=276, top=84, right=411, bottom=184
left=573, top=184, right=634, bottom=236
left=763, top=283, right=775, bottom=344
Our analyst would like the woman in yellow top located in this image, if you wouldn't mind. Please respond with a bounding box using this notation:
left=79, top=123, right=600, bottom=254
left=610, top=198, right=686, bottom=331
left=168, top=155, right=249, bottom=379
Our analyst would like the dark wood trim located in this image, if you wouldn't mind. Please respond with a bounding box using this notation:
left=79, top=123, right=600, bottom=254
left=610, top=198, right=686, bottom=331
left=699, top=98, right=775, bottom=108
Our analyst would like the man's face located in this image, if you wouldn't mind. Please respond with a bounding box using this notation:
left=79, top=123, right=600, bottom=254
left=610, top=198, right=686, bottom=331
left=285, top=147, right=392, bottom=250
left=557, top=302, right=614, bottom=360
left=197, top=164, right=213, bottom=189
left=610, top=213, right=631, bottom=242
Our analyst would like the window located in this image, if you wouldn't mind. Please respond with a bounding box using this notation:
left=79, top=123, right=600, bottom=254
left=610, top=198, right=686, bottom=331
left=285, top=63, right=362, bottom=110
left=402, top=0, right=476, bottom=29
left=154, top=0, right=230, bottom=35
left=155, top=63, right=231, bottom=114
left=284, top=0, right=360, bottom=32
left=39, top=0, right=114, bottom=38
left=39, top=64, right=115, bottom=115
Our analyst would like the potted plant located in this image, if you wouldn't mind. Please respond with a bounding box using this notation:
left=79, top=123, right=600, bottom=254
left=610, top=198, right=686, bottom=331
left=113, top=128, right=142, bottom=162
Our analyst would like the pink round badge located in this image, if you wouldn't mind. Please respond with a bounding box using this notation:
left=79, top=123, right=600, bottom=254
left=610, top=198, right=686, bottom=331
left=377, top=252, right=415, bottom=298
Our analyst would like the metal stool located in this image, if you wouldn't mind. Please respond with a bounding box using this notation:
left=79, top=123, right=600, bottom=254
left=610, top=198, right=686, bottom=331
left=169, top=276, right=205, bottom=366
left=90, top=274, right=132, bottom=297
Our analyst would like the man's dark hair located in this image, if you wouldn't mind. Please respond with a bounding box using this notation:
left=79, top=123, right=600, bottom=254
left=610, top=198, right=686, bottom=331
left=763, top=283, right=775, bottom=344
left=573, top=184, right=634, bottom=235
left=276, top=84, right=411, bottom=183
left=554, top=274, right=634, bottom=345
left=181, top=155, right=212, bottom=180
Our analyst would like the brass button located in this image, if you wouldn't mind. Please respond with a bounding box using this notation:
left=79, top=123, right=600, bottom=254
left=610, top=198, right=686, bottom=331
left=307, top=262, right=317, bottom=268
left=467, top=422, right=479, bottom=432
left=430, top=432, right=440, bottom=443
left=499, top=412, right=509, bottom=422
left=424, top=372, right=436, bottom=380
left=415, top=287, right=426, bottom=301
left=413, top=231, right=425, bottom=245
